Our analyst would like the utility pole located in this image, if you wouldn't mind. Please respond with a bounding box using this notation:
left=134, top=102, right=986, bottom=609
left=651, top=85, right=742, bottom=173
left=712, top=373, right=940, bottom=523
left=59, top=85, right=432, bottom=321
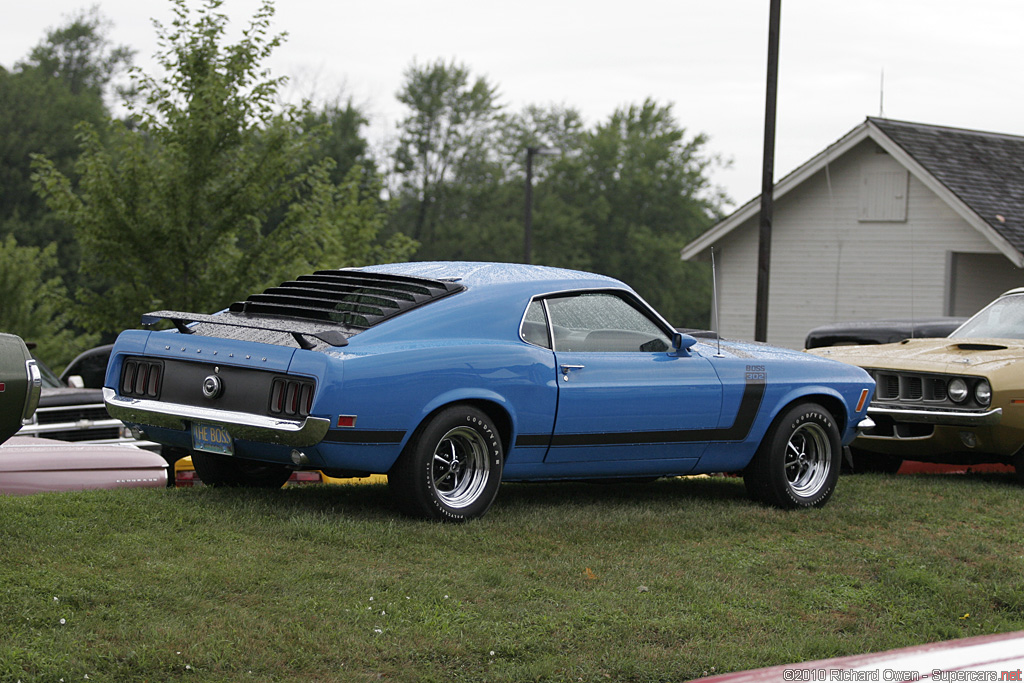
left=523, top=146, right=559, bottom=264
left=754, top=0, right=782, bottom=343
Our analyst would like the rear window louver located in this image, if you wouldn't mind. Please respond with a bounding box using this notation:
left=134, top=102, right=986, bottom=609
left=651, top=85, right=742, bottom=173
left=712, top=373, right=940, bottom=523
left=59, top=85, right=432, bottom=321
left=227, top=270, right=465, bottom=331
left=141, top=269, right=465, bottom=349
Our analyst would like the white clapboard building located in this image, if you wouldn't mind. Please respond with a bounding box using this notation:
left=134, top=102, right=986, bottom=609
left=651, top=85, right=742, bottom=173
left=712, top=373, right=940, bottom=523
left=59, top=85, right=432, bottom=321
left=681, top=118, right=1024, bottom=349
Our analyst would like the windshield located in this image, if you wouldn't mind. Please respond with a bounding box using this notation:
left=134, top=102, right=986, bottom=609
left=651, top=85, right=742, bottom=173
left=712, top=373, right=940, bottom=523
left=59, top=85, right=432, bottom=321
left=950, top=293, right=1024, bottom=340
left=30, top=354, right=64, bottom=388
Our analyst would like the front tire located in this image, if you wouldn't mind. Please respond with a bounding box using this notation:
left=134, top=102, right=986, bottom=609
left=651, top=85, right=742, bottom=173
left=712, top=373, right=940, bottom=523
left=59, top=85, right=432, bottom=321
left=191, top=451, right=292, bottom=488
left=389, top=405, right=504, bottom=522
left=744, top=402, right=841, bottom=509
left=1012, top=451, right=1024, bottom=485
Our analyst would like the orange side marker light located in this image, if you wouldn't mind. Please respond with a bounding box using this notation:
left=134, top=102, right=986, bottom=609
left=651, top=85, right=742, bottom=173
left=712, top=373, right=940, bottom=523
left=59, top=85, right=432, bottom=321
left=856, top=389, right=869, bottom=413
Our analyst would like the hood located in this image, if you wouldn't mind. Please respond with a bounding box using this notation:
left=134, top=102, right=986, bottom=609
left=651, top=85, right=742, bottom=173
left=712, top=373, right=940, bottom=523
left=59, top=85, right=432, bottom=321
left=807, top=337, right=1024, bottom=373
left=696, top=337, right=825, bottom=363
left=38, top=386, right=104, bottom=408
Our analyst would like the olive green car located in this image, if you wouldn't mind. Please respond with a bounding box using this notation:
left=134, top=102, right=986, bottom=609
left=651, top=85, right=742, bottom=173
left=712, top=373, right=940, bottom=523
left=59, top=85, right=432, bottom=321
left=807, top=288, right=1024, bottom=475
left=0, top=333, right=42, bottom=444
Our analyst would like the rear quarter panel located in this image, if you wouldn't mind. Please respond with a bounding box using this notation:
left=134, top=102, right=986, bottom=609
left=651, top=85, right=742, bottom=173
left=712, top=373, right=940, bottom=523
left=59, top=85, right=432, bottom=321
left=309, top=338, right=557, bottom=473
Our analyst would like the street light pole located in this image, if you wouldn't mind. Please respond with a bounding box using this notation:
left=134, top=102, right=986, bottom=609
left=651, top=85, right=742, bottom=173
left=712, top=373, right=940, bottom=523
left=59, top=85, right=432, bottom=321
left=523, top=146, right=560, bottom=264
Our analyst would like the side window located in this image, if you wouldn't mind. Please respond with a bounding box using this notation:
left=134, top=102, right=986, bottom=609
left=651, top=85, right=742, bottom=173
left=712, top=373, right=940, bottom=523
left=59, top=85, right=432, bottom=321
left=545, top=292, right=671, bottom=352
left=520, top=300, right=551, bottom=348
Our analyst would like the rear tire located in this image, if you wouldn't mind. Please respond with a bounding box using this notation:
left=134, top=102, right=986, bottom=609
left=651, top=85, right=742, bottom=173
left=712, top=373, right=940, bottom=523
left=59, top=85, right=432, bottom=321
left=191, top=451, right=292, bottom=488
left=389, top=405, right=503, bottom=522
left=744, top=402, right=841, bottom=509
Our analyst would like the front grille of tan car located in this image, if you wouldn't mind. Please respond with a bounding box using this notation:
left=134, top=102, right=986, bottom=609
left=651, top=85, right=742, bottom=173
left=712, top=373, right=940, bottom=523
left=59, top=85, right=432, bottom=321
left=868, top=369, right=984, bottom=410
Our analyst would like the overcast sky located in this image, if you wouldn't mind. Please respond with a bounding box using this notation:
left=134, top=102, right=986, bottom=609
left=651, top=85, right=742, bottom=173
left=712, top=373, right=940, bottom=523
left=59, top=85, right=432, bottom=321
left=3, top=0, right=1022, bottom=208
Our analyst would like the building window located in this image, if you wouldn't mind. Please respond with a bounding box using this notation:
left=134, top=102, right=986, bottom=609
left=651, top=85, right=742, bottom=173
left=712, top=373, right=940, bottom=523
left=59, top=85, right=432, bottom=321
left=858, top=170, right=908, bottom=222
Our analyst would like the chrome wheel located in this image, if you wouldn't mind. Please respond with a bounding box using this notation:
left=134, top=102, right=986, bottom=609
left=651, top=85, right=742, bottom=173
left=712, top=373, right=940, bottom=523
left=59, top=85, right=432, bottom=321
left=389, top=405, right=504, bottom=521
left=785, top=422, right=831, bottom=497
left=743, top=402, right=841, bottom=509
left=431, top=426, right=492, bottom=509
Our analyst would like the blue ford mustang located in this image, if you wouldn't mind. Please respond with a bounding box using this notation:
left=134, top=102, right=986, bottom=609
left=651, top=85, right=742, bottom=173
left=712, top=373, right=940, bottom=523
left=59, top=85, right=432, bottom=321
left=104, top=262, right=874, bottom=520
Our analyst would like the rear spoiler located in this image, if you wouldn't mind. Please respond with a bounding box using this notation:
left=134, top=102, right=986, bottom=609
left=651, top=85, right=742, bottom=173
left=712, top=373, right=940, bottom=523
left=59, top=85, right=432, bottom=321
left=140, top=310, right=351, bottom=349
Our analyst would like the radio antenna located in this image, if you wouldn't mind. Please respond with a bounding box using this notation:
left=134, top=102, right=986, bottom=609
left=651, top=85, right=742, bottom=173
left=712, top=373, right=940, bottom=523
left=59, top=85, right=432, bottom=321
left=711, top=248, right=724, bottom=357
left=879, top=68, right=885, bottom=118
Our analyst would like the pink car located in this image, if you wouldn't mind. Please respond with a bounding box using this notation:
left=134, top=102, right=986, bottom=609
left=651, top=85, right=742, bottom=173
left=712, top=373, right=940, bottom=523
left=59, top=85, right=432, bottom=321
left=697, top=630, right=1024, bottom=683
left=1, top=333, right=167, bottom=494
left=0, top=436, right=167, bottom=494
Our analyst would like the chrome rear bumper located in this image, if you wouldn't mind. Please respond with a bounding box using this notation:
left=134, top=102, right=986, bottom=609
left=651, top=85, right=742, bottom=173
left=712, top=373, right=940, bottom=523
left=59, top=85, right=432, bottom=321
left=103, top=388, right=330, bottom=447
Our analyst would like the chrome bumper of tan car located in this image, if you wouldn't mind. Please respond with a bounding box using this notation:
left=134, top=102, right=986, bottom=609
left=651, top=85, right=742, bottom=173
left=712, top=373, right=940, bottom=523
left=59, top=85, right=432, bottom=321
left=867, top=404, right=1002, bottom=427
left=856, top=416, right=876, bottom=435
left=103, top=388, right=331, bottom=447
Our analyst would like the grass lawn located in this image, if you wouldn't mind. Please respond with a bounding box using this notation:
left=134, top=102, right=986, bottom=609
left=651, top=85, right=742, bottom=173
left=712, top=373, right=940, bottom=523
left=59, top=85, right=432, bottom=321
left=2, top=472, right=1023, bottom=682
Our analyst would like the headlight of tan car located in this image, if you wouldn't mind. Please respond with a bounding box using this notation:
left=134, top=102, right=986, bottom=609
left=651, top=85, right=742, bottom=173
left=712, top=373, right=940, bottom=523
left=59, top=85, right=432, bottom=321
left=975, top=380, right=991, bottom=407
left=948, top=378, right=968, bottom=403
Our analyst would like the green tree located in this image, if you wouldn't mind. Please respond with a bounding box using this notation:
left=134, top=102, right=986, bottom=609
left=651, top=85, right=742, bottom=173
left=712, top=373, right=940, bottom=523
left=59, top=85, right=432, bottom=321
left=302, top=98, right=376, bottom=185
left=19, top=7, right=133, bottom=99
left=0, top=9, right=130, bottom=275
left=33, top=0, right=414, bottom=337
left=497, top=105, right=593, bottom=270
left=496, top=104, right=586, bottom=177
left=0, top=235, right=97, bottom=368
left=390, top=59, right=500, bottom=243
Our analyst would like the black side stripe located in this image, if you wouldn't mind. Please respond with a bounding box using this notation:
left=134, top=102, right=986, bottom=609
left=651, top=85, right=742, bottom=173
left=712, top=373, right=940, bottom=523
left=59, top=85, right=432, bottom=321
left=324, top=429, right=406, bottom=444
left=514, top=379, right=766, bottom=448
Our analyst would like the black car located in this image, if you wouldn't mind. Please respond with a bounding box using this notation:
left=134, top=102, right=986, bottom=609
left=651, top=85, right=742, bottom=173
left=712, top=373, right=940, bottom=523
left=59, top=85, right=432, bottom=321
left=804, top=317, right=966, bottom=349
left=20, top=350, right=130, bottom=444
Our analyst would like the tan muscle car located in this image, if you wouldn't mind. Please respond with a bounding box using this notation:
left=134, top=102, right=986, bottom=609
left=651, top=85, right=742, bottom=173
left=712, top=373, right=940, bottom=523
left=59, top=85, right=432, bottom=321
left=807, top=287, right=1024, bottom=476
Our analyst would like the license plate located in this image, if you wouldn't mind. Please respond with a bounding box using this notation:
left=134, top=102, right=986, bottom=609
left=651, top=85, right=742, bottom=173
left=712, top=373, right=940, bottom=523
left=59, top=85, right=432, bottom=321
left=191, top=422, right=234, bottom=455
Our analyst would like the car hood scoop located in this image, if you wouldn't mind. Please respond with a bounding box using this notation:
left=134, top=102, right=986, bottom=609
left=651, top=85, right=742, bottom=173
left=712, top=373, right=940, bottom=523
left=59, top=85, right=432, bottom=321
left=952, top=342, right=1008, bottom=351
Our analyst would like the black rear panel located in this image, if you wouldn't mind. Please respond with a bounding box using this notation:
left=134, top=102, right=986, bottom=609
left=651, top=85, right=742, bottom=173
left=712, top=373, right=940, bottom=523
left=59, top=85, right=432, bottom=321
left=120, top=357, right=315, bottom=419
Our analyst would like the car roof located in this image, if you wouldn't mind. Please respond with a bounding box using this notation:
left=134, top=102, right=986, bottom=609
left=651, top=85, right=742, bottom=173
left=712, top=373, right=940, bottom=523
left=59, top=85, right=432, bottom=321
left=343, top=262, right=639, bottom=345
left=358, top=262, right=622, bottom=291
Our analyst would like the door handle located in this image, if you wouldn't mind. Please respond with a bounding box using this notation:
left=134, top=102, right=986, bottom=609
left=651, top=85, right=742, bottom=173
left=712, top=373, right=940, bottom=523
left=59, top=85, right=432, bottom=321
left=560, top=364, right=585, bottom=380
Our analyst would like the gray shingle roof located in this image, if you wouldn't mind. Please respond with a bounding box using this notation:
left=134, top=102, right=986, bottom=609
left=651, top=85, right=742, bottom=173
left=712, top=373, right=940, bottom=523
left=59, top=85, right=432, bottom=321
left=870, top=117, right=1024, bottom=253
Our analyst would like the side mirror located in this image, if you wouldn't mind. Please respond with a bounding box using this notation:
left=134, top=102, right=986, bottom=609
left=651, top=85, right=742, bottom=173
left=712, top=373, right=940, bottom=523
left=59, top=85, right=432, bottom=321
left=672, top=332, right=698, bottom=355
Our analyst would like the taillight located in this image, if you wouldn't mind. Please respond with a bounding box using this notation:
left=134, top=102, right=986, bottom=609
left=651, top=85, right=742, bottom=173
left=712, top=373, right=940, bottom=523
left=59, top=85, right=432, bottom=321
left=121, top=359, right=164, bottom=398
left=269, top=377, right=315, bottom=418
